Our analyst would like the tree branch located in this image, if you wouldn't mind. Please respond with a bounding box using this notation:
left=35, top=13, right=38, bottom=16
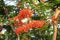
left=52, top=8, right=60, bottom=40
left=10, top=24, right=20, bottom=40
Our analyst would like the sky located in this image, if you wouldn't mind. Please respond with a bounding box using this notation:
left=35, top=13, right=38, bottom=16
left=4, top=0, right=17, bottom=6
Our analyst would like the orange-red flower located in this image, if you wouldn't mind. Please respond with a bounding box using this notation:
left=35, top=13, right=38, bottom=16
left=15, top=20, right=45, bottom=34
left=15, top=24, right=29, bottom=34
left=51, top=15, right=57, bottom=24
left=23, top=24, right=30, bottom=32
left=29, top=20, right=45, bottom=28
left=51, top=15, right=55, bottom=20
left=9, top=8, right=33, bottom=21
left=15, top=26, right=24, bottom=34
left=14, top=8, right=33, bottom=20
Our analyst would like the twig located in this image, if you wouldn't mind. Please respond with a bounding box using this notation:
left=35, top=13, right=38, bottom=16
left=10, top=25, right=20, bottom=40
left=17, top=34, right=20, bottom=40
left=52, top=24, right=57, bottom=40
left=52, top=8, right=60, bottom=40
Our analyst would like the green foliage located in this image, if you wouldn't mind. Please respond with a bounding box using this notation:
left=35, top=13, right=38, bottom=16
left=0, top=0, right=60, bottom=40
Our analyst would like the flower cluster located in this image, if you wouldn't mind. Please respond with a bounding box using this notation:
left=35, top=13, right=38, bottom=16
left=13, top=8, right=33, bottom=20
left=8, top=8, right=45, bottom=35
left=15, top=20, right=45, bottom=34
